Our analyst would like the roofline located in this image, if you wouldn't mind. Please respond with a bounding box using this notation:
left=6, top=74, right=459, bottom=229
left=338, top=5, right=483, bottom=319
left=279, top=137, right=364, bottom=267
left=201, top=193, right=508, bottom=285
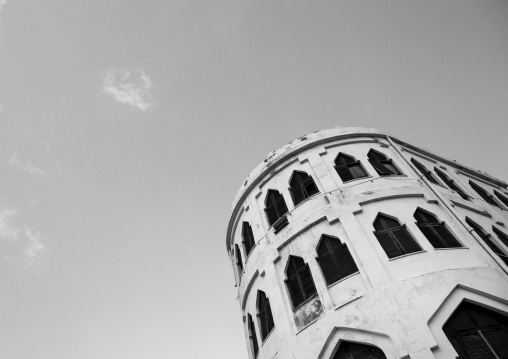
left=225, top=129, right=508, bottom=253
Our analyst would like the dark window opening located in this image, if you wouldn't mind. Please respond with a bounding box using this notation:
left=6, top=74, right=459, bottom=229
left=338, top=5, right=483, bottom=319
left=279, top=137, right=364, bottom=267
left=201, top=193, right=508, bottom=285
left=493, top=226, right=508, bottom=249
left=333, top=341, right=387, bottom=359
left=235, top=244, right=243, bottom=280
left=411, top=158, right=439, bottom=184
left=317, top=235, right=359, bottom=286
left=435, top=168, right=470, bottom=200
left=414, top=209, right=462, bottom=249
left=242, top=222, right=256, bottom=256
left=257, top=291, right=275, bottom=341
left=494, top=190, right=508, bottom=208
left=469, top=181, right=500, bottom=208
left=373, top=214, right=422, bottom=259
left=466, top=218, right=508, bottom=266
left=367, top=150, right=401, bottom=176
left=443, top=301, right=508, bottom=359
left=285, top=256, right=317, bottom=309
left=247, top=314, right=259, bottom=358
left=265, top=190, right=289, bottom=227
left=289, top=171, right=319, bottom=205
left=334, top=154, right=368, bottom=182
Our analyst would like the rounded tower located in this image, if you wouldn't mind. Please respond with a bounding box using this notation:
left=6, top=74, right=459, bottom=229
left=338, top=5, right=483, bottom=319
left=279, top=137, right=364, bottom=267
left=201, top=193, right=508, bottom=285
left=226, top=127, right=508, bottom=359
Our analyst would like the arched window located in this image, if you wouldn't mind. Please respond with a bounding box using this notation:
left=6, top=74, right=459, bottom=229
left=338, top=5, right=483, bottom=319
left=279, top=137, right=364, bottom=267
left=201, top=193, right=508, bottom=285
left=434, top=168, right=470, bottom=200
left=257, top=291, right=275, bottom=341
left=493, top=226, right=508, bottom=248
left=235, top=244, right=243, bottom=280
left=316, top=235, right=358, bottom=285
left=289, top=171, right=319, bottom=205
left=367, top=150, right=401, bottom=176
left=334, top=154, right=368, bottom=182
left=410, top=158, right=439, bottom=184
left=333, top=341, right=387, bottom=359
left=443, top=301, right=508, bottom=359
left=247, top=314, right=259, bottom=358
left=242, top=222, right=256, bottom=256
left=373, top=214, right=422, bottom=259
left=469, top=181, right=500, bottom=208
left=466, top=218, right=508, bottom=266
left=413, top=209, right=461, bottom=248
left=494, top=190, right=508, bottom=207
left=265, top=190, right=289, bottom=228
left=285, top=256, right=317, bottom=308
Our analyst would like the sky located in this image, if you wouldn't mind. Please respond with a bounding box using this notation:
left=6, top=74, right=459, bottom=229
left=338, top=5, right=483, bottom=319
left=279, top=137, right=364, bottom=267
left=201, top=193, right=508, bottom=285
left=0, top=1, right=507, bottom=358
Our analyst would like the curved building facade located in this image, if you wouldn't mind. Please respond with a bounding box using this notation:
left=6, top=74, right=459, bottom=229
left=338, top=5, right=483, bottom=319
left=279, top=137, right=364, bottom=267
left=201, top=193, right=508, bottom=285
left=226, top=127, right=508, bottom=359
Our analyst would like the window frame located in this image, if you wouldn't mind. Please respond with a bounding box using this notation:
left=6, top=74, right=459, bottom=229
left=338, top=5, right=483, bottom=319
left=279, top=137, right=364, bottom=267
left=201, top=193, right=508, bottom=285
left=494, top=190, right=508, bottom=208
left=466, top=217, right=508, bottom=266
left=235, top=244, right=244, bottom=281
left=264, top=190, right=289, bottom=229
left=247, top=313, right=259, bottom=358
left=413, top=209, right=462, bottom=249
left=242, top=221, right=256, bottom=257
left=315, top=235, right=359, bottom=286
left=285, top=256, right=318, bottom=310
left=288, top=171, right=320, bottom=206
left=333, top=153, right=369, bottom=183
left=434, top=167, right=470, bottom=200
left=367, top=149, right=402, bottom=176
left=410, top=158, right=440, bottom=185
left=256, top=290, right=275, bottom=342
left=373, top=214, right=423, bottom=259
left=469, top=181, right=501, bottom=208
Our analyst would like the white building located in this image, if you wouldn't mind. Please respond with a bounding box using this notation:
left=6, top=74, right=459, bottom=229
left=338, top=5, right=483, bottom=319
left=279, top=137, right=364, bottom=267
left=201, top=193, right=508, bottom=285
left=226, top=127, right=508, bottom=359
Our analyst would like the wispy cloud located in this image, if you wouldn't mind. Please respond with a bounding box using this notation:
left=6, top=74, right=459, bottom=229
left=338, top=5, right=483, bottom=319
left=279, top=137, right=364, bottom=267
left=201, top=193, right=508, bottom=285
left=102, top=66, right=154, bottom=111
left=0, top=208, right=44, bottom=270
left=7, top=152, right=45, bottom=175
left=0, top=0, right=6, bottom=22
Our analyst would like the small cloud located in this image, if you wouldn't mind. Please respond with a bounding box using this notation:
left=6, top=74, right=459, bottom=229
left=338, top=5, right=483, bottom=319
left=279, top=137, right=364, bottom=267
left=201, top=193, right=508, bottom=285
left=0, top=208, right=44, bottom=270
left=102, top=66, right=154, bottom=111
left=0, top=0, right=6, bottom=22
left=0, top=209, right=18, bottom=241
left=7, top=152, right=45, bottom=175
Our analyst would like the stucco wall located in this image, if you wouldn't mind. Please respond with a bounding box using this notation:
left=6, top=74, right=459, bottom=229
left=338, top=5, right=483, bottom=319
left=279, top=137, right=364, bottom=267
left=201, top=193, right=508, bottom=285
left=226, top=127, right=508, bottom=359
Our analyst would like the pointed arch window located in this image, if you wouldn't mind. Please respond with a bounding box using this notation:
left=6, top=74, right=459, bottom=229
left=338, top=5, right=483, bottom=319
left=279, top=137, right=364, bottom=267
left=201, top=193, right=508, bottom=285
left=247, top=314, right=259, bottom=358
left=373, top=214, right=422, bottom=259
left=494, top=190, right=508, bottom=207
left=367, top=150, right=401, bottom=176
left=414, top=209, right=462, bottom=248
left=316, top=236, right=358, bottom=285
left=242, top=222, right=256, bottom=256
left=257, top=291, right=275, bottom=341
left=289, top=171, right=319, bottom=205
left=443, top=301, right=508, bottom=359
left=493, top=226, right=508, bottom=248
left=333, top=341, right=387, bottom=359
left=411, top=158, right=439, bottom=184
left=265, top=190, right=289, bottom=230
left=334, top=154, right=368, bottom=182
left=469, top=181, right=500, bottom=207
left=434, top=168, right=470, bottom=200
left=235, top=244, right=243, bottom=280
left=466, top=218, right=508, bottom=265
left=285, top=256, right=317, bottom=308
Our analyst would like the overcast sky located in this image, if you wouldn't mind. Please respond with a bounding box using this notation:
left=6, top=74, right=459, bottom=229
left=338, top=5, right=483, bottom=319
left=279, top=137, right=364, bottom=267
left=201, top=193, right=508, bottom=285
left=0, top=1, right=507, bottom=359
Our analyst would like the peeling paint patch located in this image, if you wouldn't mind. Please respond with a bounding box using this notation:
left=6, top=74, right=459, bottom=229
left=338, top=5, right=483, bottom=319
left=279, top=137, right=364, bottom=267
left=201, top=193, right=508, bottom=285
left=294, top=297, right=324, bottom=330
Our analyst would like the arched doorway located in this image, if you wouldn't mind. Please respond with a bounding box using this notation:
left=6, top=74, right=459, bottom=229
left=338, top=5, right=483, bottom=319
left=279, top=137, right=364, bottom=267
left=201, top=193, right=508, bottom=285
left=443, top=301, right=508, bottom=359
left=333, top=341, right=387, bottom=359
